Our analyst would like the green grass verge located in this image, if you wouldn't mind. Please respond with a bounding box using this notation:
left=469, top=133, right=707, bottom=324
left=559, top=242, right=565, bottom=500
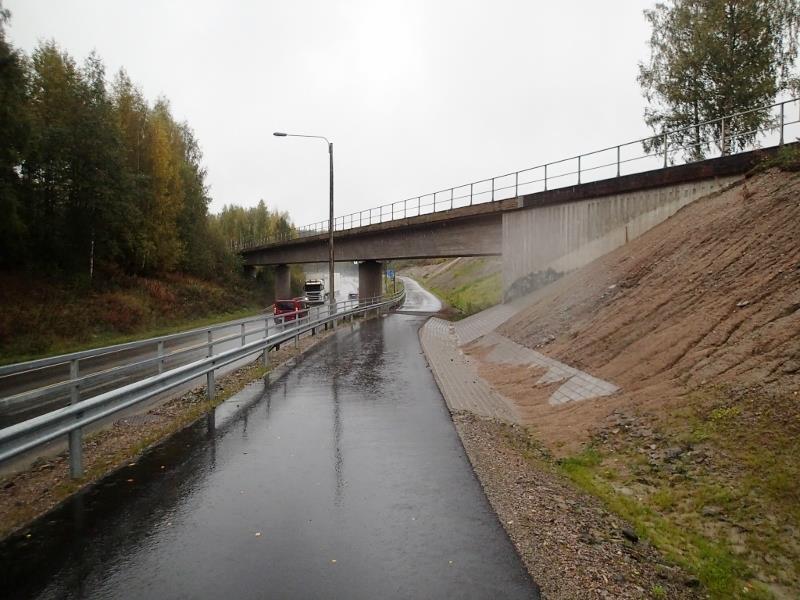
left=558, top=447, right=774, bottom=599
left=429, top=271, right=501, bottom=317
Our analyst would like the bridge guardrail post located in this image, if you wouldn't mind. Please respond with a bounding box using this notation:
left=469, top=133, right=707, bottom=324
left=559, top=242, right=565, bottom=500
left=450, top=188, right=454, bottom=209
left=68, top=358, right=83, bottom=478
left=577, top=156, right=581, bottom=185
left=491, top=178, right=495, bottom=201
left=617, top=146, right=621, bottom=177
left=469, top=184, right=473, bottom=205
left=206, top=330, right=215, bottom=401
left=515, top=172, right=519, bottom=198
left=663, top=132, right=668, bottom=168
left=544, top=164, right=548, bottom=191
left=241, top=323, right=246, bottom=346
left=720, top=117, right=726, bottom=156
left=780, top=102, right=785, bottom=146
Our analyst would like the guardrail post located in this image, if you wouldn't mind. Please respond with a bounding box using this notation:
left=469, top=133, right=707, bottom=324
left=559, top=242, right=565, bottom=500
left=544, top=164, right=548, bottom=191
left=577, top=156, right=581, bottom=185
left=264, top=317, right=269, bottom=368
left=206, top=330, right=215, bottom=401
left=780, top=102, right=785, bottom=146
left=617, top=146, right=621, bottom=177
left=404, top=199, right=407, bottom=218
left=720, top=117, right=726, bottom=156
left=515, top=172, right=519, bottom=197
left=450, top=188, right=454, bottom=209
left=491, top=178, right=495, bottom=201
left=240, top=323, right=246, bottom=346
left=663, top=132, right=668, bottom=167
left=157, top=340, right=164, bottom=374
left=69, top=359, right=83, bottom=478
left=469, top=184, right=473, bottom=206
left=391, top=203, right=394, bottom=220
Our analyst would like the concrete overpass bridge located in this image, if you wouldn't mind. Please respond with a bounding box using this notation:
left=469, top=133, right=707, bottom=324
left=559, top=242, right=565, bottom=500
left=243, top=146, right=779, bottom=301
left=241, top=99, right=798, bottom=301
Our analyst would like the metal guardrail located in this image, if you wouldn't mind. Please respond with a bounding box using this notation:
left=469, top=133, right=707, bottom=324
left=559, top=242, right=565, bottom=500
left=0, top=290, right=406, bottom=478
left=232, top=97, right=800, bottom=251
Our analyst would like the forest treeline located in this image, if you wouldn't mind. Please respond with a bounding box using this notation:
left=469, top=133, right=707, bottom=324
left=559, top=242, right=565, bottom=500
left=0, top=9, right=290, bottom=281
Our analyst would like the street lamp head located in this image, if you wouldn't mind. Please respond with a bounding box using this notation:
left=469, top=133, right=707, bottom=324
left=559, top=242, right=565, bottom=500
left=273, top=132, right=287, bottom=137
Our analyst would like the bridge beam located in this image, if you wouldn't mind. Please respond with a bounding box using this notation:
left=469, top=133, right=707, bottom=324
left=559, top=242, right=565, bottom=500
left=358, top=260, right=382, bottom=303
left=275, top=264, right=291, bottom=300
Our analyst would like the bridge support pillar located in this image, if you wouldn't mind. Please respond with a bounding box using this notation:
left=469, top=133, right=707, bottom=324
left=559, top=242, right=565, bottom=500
left=275, top=264, right=291, bottom=300
left=358, top=260, right=382, bottom=304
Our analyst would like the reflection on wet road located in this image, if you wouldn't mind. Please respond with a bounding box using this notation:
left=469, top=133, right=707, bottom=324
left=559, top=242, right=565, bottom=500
left=0, top=309, right=536, bottom=598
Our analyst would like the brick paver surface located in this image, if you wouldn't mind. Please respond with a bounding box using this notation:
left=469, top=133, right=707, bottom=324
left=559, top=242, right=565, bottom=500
left=421, top=316, right=619, bottom=425
left=419, top=318, right=518, bottom=422
left=470, top=332, right=618, bottom=406
left=453, top=303, right=521, bottom=345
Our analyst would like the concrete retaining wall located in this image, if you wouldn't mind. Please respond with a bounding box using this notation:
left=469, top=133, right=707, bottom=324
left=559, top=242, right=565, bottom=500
left=502, top=175, right=742, bottom=299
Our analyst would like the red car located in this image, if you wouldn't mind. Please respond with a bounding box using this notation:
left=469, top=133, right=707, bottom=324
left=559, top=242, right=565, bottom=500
left=273, top=298, right=309, bottom=324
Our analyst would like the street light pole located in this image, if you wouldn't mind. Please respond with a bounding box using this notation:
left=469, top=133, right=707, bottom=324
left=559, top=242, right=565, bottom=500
left=273, top=132, right=335, bottom=319
left=328, top=141, right=334, bottom=318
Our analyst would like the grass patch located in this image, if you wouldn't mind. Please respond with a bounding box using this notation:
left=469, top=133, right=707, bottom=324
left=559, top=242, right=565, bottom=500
left=556, top=447, right=767, bottom=598
left=429, top=271, right=502, bottom=317
left=0, top=271, right=270, bottom=364
left=544, top=383, right=800, bottom=598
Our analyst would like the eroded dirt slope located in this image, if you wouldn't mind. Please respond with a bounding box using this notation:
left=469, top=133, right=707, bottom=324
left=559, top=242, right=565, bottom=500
left=484, top=168, right=800, bottom=597
left=499, top=168, right=799, bottom=416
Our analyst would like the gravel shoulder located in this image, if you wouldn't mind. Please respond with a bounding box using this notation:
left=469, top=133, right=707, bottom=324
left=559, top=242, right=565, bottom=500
left=453, top=411, right=701, bottom=600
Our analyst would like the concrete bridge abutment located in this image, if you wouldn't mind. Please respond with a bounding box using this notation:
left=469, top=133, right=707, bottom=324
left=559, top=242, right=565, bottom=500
left=501, top=175, right=741, bottom=300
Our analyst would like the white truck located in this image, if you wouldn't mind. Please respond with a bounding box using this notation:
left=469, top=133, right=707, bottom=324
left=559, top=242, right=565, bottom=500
left=303, top=279, right=326, bottom=304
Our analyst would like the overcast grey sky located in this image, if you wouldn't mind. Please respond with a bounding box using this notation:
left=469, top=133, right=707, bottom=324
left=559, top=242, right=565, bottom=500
left=6, top=0, right=656, bottom=226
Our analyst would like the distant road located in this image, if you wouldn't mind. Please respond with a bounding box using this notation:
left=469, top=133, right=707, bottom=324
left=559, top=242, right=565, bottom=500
left=0, top=312, right=273, bottom=427
left=398, top=276, right=442, bottom=314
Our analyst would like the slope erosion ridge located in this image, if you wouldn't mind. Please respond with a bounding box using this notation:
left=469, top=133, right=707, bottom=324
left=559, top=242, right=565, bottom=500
left=499, top=167, right=799, bottom=411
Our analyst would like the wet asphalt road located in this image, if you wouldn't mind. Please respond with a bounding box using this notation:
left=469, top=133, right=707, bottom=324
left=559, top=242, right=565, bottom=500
left=0, top=287, right=537, bottom=599
left=397, top=276, right=442, bottom=314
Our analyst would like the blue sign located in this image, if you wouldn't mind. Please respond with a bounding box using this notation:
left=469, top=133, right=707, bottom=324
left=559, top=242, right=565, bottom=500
left=387, top=269, right=395, bottom=278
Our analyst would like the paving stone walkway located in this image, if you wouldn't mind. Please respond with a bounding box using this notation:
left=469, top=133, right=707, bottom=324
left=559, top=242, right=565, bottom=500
left=454, top=303, right=522, bottom=345
left=469, top=332, right=619, bottom=406
left=419, top=317, right=518, bottom=422
left=421, top=303, right=619, bottom=422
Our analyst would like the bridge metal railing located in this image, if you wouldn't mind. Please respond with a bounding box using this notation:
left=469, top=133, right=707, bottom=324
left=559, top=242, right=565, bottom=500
left=0, top=290, right=406, bottom=478
left=232, top=97, right=800, bottom=251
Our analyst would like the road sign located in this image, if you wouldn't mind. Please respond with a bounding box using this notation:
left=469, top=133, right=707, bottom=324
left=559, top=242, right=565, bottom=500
left=387, top=269, right=395, bottom=278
